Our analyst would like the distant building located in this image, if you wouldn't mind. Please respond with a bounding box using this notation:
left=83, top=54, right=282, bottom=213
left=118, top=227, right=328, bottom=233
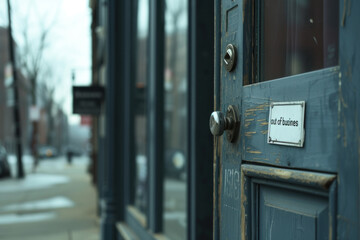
left=0, top=27, right=30, bottom=154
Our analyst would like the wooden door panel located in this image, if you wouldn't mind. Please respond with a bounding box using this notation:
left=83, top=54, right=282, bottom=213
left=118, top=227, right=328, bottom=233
left=240, top=164, right=336, bottom=240
left=259, top=185, right=328, bottom=240
left=242, top=68, right=339, bottom=172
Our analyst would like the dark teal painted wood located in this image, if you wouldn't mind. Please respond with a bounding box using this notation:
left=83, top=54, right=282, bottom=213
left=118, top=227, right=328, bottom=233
left=242, top=68, right=339, bottom=172
left=219, top=0, right=244, bottom=239
left=241, top=164, right=336, bottom=239
left=214, top=0, right=221, bottom=239
left=214, top=0, right=360, bottom=239
left=259, top=185, right=328, bottom=240
left=337, top=0, right=360, bottom=238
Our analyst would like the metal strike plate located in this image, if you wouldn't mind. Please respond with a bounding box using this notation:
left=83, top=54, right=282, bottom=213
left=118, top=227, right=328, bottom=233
left=225, top=105, right=240, bottom=142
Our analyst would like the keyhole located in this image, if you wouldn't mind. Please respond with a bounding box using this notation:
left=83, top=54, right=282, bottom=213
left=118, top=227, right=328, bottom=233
left=224, top=49, right=232, bottom=65
left=224, top=44, right=236, bottom=72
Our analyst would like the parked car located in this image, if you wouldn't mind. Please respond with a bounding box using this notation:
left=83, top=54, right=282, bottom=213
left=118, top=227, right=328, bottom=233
left=38, top=145, right=58, bottom=159
left=0, top=145, right=10, bottom=178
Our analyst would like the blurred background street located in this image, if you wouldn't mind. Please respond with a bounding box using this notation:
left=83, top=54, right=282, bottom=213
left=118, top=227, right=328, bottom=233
left=0, top=0, right=192, bottom=239
left=0, top=155, right=99, bottom=240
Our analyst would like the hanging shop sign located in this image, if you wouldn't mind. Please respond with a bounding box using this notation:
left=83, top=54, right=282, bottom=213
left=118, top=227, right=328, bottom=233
left=73, top=86, right=105, bottom=115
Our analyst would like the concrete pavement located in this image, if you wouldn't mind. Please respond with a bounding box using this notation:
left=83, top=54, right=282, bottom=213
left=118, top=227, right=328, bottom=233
left=0, top=155, right=99, bottom=240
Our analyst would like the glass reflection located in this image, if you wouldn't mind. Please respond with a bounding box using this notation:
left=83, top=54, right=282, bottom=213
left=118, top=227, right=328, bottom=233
left=134, top=0, right=149, bottom=215
left=262, top=0, right=339, bottom=81
left=163, top=0, right=187, bottom=239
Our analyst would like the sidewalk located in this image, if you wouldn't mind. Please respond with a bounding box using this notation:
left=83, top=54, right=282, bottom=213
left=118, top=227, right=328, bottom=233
left=0, top=155, right=100, bottom=240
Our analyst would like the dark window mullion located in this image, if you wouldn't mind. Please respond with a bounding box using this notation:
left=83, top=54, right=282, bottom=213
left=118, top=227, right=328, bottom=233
left=187, top=0, right=214, bottom=239
left=147, top=0, right=165, bottom=233
left=124, top=0, right=138, bottom=209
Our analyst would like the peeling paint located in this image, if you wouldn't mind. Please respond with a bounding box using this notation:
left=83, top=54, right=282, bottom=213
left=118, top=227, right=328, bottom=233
left=242, top=165, right=336, bottom=189
left=240, top=169, right=247, bottom=240
left=247, top=150, right=262, bottom=154
left=338, top=72, right=349, bottom=147
left=242, top=0, right=246, bottom=23
left=245, top=131, right=256, bottom=137
left=341, top=0, right=352, bottom=27
left=253, top=158, right=269, bottom=161
left=244, top=112, right=256, bottom=117
left=244, top=122, right=252, bottom=128
left=342, top=113, right=348, bottom=147
left=337, top=73, right=342, bottom=139
left=260, top=122, right=269, bottom=126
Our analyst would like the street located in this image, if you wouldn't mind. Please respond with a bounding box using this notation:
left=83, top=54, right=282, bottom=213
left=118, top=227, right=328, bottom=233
left=164, top=178, right=187, bottom=240
left=0, top=155, right=99, bottom=240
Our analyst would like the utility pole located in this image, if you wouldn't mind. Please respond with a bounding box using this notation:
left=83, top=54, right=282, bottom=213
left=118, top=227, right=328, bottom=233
left=7, top=0, right=24, bottom=178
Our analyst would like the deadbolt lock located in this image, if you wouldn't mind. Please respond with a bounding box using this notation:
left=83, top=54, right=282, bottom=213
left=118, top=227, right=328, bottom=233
left=209, top=105, right=240, bottom=142
left=224, top=44, right=237, bottom=72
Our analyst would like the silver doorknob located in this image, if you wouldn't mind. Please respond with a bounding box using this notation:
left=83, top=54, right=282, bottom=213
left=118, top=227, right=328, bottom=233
left=209, top=105, right=240, bottom=142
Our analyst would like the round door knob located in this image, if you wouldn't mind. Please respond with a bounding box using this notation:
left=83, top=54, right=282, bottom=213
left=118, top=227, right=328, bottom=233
left=209, top=105, right=240, bottom=142
left=209, top=111, right=226, bottom=136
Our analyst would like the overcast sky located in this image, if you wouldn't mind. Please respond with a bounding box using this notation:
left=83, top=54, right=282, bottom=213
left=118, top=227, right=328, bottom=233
left=0, top=0, right=188, bottom=125
left=0, top=0, right=91, bottom=124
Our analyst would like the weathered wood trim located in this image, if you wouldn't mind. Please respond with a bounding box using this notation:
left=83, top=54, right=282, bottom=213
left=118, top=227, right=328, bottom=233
left=241, top=164, right=337, bottom=240
left=242, top=164, right=336, bottom=190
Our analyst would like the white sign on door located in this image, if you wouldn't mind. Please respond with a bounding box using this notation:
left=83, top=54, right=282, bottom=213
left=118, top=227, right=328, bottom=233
left=267, top=101, right=305, bottom=147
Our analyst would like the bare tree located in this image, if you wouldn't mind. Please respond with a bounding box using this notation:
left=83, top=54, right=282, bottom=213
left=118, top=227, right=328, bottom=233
left=10, top=0, right=60, bottom=169
left=16, top=6, right=57, bottom=105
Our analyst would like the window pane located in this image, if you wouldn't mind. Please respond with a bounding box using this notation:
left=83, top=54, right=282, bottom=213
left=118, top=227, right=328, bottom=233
left=163, top=0, right=188, bottom=239
left=261, top=0, right=338, bottom=81
left=134, top=0, right=149, bottom=216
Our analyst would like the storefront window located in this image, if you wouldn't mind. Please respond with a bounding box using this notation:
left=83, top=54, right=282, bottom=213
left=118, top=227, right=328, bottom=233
left=163, top=0, right=188, bottom=238
left=261, top=0, right=339, bottom=81
left=134, top=0, right=149, bottom=215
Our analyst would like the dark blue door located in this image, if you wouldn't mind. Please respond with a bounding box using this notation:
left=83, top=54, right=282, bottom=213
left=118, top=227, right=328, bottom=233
left=214, top=0, right=360, bottom=239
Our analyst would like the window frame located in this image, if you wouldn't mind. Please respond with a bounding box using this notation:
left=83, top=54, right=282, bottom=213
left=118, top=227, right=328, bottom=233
left=115, top=0, right=214, bottom=239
